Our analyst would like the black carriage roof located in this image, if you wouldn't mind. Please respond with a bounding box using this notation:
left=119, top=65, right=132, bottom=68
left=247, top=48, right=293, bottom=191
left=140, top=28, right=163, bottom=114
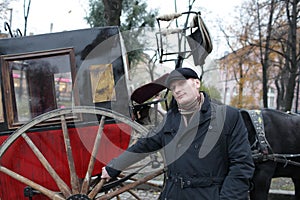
left=0, top=26, right=120, bottom=56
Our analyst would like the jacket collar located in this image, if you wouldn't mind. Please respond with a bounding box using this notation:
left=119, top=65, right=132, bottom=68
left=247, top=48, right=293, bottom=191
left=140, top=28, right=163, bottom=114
left=199, top=91, right=211, bottom=121
left=165, top=92, right=212, bottom=133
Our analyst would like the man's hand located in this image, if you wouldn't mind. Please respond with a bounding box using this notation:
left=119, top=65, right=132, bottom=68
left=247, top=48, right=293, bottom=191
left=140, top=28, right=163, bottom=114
left=101, top=167, right=111, bottom=182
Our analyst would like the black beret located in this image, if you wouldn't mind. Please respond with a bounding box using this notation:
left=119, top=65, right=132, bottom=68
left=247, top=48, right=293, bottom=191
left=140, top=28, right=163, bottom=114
left=165, top=68, right=200, bottom=88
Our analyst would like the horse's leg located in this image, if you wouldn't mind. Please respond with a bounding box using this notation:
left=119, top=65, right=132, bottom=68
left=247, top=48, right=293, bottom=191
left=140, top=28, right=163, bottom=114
left=249, top=162, right=276, bottom=200
left=292, top=178, right=300, bottom=199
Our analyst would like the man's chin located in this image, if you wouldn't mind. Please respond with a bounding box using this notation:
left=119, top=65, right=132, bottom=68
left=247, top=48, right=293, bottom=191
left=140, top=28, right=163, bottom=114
left=177, top=100, right=188, bottom=105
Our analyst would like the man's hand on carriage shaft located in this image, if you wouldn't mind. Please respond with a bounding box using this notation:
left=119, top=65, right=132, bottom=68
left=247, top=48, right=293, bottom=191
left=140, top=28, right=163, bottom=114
left=101, top=167, right=111, bottom=182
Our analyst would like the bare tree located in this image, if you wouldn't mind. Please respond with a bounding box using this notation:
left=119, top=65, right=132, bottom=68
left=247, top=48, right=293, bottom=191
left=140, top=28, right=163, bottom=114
left=282, top=0, right=299, bottom=111
left=23, top=0, right=31, bottom=36
left=252, top=0, right=299, bottom=111
left=222, top=0, right=299, bottom=111
left=218, top=2, right=261, bottom=109
left=256, top=0, right=276, bottom=108
left=263, top=0, right=299, bottom=111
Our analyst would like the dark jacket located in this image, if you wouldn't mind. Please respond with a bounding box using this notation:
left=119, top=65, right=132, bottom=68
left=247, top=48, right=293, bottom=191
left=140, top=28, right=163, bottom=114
left=106, top=94, right=254, bottom=200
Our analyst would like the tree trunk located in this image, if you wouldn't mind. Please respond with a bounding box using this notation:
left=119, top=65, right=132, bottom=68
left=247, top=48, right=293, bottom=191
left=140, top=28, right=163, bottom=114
left=283, top=0, right=299, bottom=111
left=102, top=0, right=123, bottom=26
left=285, top=73, right=297, bottom=111
left=262, top=0, right=275, bottom=108
left=238, top=63, right=244, bottom=108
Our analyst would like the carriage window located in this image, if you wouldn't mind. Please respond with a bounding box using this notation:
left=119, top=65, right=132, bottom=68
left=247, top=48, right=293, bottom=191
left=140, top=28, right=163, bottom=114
left=1, top=48, right=77, bottom=128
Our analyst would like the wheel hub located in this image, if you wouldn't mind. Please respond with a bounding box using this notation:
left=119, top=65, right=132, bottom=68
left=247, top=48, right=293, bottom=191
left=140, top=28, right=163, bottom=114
left=67, top=194, right=91, bottom=200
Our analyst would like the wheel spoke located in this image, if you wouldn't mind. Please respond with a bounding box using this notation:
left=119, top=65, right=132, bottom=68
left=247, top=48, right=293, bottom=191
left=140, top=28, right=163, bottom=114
left=96, top=168, right=164, bottom=200
left=81, top=116, right=106, bottom=194
left=22, top=133, right=72, bottom=198
left=61, top=115, right=80, bottom=194
left=0, top=166, right=65, bottom=200
left=88, top=179, right=105, bottom=199
left=126, top=189, right=142, bottom=200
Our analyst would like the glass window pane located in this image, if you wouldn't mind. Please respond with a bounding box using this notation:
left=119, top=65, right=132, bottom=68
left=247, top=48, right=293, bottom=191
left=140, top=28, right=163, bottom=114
left=54, top=72, right=72, bottom=108
left=12, top=68, right=31, bottom=122
left=2, top=48, right=76, bottom=127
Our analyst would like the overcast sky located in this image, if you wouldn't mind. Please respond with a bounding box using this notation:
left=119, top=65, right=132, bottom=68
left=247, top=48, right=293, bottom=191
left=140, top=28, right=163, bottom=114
left=2, top=0, right=243, bottom=58
left=4, top=0, right=242, bottom=33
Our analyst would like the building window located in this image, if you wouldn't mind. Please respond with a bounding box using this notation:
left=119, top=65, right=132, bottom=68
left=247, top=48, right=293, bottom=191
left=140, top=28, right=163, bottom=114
left=268, top=87, right=275, bottom=109
left=232, top=86, right=237, bottom=96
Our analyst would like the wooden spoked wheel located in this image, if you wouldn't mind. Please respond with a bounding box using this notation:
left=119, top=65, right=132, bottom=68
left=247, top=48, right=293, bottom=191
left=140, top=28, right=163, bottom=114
left=0, top=106, right=164, bottom=200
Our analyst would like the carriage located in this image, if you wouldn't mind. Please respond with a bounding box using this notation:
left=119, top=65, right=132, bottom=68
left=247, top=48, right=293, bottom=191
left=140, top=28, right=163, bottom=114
left=0, top=26, right=169, bottom=199
left=0, top=10, right=300, bottom=200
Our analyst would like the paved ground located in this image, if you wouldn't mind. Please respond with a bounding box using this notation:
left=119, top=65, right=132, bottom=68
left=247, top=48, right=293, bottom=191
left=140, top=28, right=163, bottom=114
left=271, top=177, right=294, bottom=191
left=118, top=189, right=161, bottom=199
left=113, top=177, right=295, bottom=200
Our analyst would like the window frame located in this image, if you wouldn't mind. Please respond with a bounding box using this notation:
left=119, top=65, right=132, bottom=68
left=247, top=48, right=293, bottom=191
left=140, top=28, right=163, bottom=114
left=1, top=48, right=78, bottom=129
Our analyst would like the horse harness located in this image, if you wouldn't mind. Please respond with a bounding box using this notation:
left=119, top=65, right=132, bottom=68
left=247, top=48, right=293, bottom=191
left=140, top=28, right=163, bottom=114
left=244, top=109, right=300, bottom=167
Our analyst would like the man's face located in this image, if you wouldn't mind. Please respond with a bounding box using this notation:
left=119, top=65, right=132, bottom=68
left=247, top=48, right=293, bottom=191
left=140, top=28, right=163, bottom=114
left=169, top=78, right=201, bottom=105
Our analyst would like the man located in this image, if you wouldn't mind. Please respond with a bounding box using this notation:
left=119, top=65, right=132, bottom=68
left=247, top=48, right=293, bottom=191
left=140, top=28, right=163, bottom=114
left=102, top=67, right=254, bottom=199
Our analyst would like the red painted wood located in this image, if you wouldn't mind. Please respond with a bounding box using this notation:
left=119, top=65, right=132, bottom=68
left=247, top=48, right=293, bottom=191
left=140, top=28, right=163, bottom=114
left=0, top=123, right=131, bottom=199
